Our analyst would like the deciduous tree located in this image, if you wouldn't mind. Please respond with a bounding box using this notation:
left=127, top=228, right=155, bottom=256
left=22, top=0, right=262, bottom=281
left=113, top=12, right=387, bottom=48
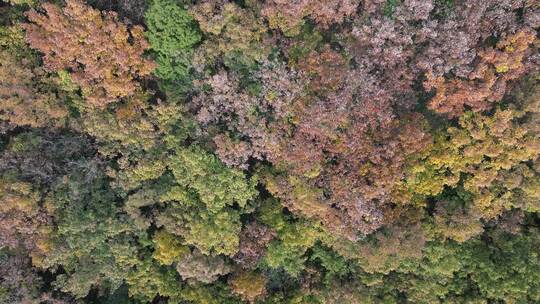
left=24, top=0, right=155, bottom=107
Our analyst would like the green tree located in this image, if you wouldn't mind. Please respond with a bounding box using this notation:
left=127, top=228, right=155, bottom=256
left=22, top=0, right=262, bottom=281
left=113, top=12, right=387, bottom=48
left=145, top=0, right=201, bottom=93
left=40, top=164, right=140, bottom=298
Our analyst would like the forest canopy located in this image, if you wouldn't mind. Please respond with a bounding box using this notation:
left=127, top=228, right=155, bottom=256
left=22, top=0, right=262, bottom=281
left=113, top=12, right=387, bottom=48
left=0, top=0, right=539, bottom=303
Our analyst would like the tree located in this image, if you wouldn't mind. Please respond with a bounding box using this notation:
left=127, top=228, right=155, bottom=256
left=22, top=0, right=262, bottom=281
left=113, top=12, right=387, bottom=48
left=233, top=222, right=277, bottom=269
left=24, top=0, right=155, bottom=107
left=189, top=0, right=270, bottom=71
left=145, top=0, right=201, bottom=92
left=262, top=0, right=360, bottom=36
left=0, top=174, right=51, bottom=263
left=158, top=205, right=243, bottom=257
left=403, top=75, right=540, bottom=222
left=192, top=60, right=304, bottom=169
left=175, top=249, right=231, bottom=284
left=167, top=146, right=258, bottom=214
left=152, top=230, right=190, bottom=266
left=126, top=255, right=183, bottom=303
left=41, top=169, right=139, bottom=298
left=228, top=270, right=268, bottom=303
left=263, top=220, right=324, bottom=277
left=0, top=25, right=68, bottom=129
left=5, top=0, right=36, bottom=6
left=0, top=249, right=71, bottom=304
left=118, top=145, right=258, bottom=257
left=430, top=199, right=484, bottom=243
left=425, top=28, right=538, bottom=117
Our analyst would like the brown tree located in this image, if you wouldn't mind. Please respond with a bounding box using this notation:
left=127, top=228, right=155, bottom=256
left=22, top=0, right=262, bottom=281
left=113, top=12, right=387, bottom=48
left=425, top=28, right=538, bottom=117
left=262, top=0, right=360, bottom=36
left=233, top=222, right=277, bottom=269
left=0, top=25, right=69, bottom=129
left=24, top=0, right=155, bottom=107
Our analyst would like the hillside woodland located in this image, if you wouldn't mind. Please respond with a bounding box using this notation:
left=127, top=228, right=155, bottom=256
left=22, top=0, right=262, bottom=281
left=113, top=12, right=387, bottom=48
left=1, top=0, right=540, bottom=303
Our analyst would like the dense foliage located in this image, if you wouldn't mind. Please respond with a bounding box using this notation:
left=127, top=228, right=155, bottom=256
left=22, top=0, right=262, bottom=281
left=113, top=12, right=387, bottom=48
left=1, top=0, right=539, bottom=303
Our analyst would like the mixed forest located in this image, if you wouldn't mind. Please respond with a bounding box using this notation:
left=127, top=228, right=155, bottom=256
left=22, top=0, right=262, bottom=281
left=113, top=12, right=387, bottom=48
left=0, top=0, right=540, bottom=303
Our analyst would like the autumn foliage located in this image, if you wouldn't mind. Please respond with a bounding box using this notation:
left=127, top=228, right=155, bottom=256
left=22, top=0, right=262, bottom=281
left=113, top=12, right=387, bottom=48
left=1, top=0, right=540, bottom=303
left=425, top=28, right=538, bottom=117
left=262, top=0, right=360, bottom=36
left=23, top=0, right=154, bottom=107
